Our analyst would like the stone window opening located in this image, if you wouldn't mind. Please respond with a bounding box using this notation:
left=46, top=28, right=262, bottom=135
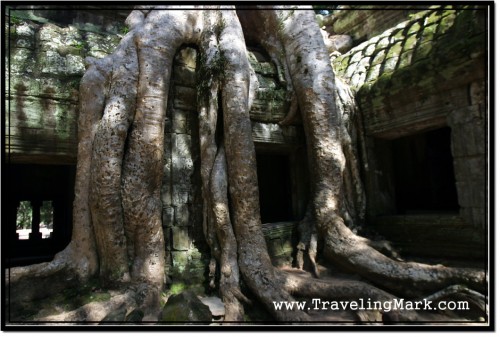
left=15, top=200, right=54, bottom=240
left=6, top=164, right=75, bottom=267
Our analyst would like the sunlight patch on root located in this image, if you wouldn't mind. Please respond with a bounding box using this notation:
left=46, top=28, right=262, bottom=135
left=34, top=290, right=137, bottom=323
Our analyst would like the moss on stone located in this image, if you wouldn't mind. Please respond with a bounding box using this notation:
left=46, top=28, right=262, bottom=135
left=364, top=43, right=376, bottom=57
left=437, top=10, right=457, bottom=35
left=407, top=21, right=422, bottom=35
left=169, top=282, right=186, bottom=295
left=402, top=34, right=418, bottom=52
left=425, top=11, right=442, bottom=25
left=376, top=36, right=390, bottom=50
left=387, top=41, right=403, bottom=58
left=391, top=28, right=405, bottom=42
left=371, top=49, right=387, bottom=66
left=421, top=23, right=438, bottom=40
left=413, top=40, right=434, bottom=61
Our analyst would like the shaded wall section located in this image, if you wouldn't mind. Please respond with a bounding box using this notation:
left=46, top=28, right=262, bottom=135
left=330, top=6, right=487, bottom=259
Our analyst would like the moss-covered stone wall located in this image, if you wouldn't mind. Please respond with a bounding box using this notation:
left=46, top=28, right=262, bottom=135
left=5, top=8, right=127, bottom=164
left=161, top=46, right=208, bottom=285
left=332, top=6, right=486, bottom=138
left=329, top=6, right=487, bottom=258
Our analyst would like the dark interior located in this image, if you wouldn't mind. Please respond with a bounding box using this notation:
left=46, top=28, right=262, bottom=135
left=5, top=164, right=75, bottom=267
left=392, top=127, right=459, bottom=214
left=256, top=154, right=294, bottom=223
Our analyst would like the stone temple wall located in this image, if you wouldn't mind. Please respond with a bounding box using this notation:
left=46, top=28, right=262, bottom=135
left=161, top=46, right=207, bottom=285
left=6, top=8, right=127, bottom=164
left=329, top=6, right=487, bottom=258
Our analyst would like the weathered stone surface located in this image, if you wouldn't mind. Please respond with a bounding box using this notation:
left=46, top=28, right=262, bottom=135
left=323, top=7, right=418, bottom=43
left=262, top=222, right=297, bottom=267
left=335, top=7, right=487, bottom=260
left=172, top=227, right=190, bottom=251
left=162, top=206, right=175, bottom=228
left=247, top=50, right=288, bottom=123
left=327, top=35, right=354, bottom=54
left=171, top=133, right=194, bottom=206
left=6, top=12, right=122, bottom=164
left=251, top=122, right=303, bottom=145
left=161, top=291, right=212, bottom=323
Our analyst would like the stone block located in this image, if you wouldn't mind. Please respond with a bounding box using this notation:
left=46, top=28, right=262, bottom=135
left=163, top=227, right=172, bottom=250
left=413, top=41, right=434, bottom=62
left=350, top=51, right=363, bottom=63
left=172, top=226, right=190, bottom=251
left=345, top=63, right=359, bottom=79
left=366, top=63, right=381, bottom=83
left=467, top=156, right=485, bottom=179
left=364, top=43, right=376, bottom=57
left=172, top=187, right=190, bottom=206
left=162, top=206, right=175, bottom=227
left=170, top=248, right=208, bottom=284
left=371, top=49, right=387, bottom=66
left=471, top=207, right=486, bottom=229
left=350, top=72, right=367, bottom=89
left=328, top=35, right=354, bottom=54
left=172, top=109, right=190, bottom=134
left=161, top=184, right=172, bottom=206
left=173, top=65, right=196, bottom=86
left=470, top=184, right=486, bottom=209
left=455, top=181, right=470, bottom=207
left=450, top=126, right=467, bottom=157
left=376, top=36, right=390, bottom=50
left=161, top=144, right=172, bottom=206
left=10, top=48, right=36, bottom=74
left=174, top=47, right=197, bottom=69
left=399, top=50, right=413, bottom=68
left=461, top=123, right=481, bottom=156
left=174, top=204, right=190, bottom=227
left=161, top=291, right=212, bottom=323
left=12, top=21, right=35, bottom=38
left=452, top=158, right=468, bottom=182
left=171, top=133, right=194, bottom=205
left=173, top=86, right=197, bottom=111
left=387, top=41, right=402, bottom=59
left=383, top=56, right=398, bottom=73
left=85, top=31, right=122, bottom=59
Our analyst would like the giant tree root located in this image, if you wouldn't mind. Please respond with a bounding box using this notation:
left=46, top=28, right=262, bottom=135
left=280, top=268, right=487, bottom=323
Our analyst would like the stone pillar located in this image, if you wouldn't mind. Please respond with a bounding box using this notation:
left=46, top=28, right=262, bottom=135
left=447, top=81, right=486, bottom=230
left=29, top=199, right=43, bottom=240
left=10, top=200, right=21, bottom=241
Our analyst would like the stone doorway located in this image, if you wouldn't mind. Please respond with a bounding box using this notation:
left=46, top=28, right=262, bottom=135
left=391, top=127, right=459, bottom=214
left=256, top=153, right=294, bottom=224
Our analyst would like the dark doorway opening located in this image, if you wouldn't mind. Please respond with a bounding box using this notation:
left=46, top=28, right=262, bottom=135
left=256, top=154, right=294, bottom=223
left=392, top=127, right=459, bottom=214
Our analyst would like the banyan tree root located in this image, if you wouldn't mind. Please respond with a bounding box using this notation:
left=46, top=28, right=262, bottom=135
left=6, top=6, right=486, bottom=324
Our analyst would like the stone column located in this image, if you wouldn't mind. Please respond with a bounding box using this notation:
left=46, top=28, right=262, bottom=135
left=29, top=200, right=42, bottom=240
